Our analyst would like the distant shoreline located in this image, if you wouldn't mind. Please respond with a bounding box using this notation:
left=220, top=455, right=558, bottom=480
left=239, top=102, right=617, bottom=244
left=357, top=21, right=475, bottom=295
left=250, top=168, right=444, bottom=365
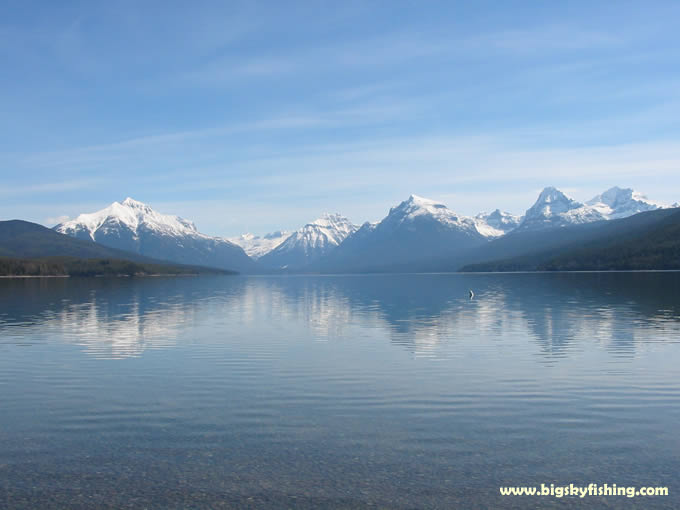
left=459, top=268, right=680, bottom=274
left=3, top=270, right=680, bottom=280
left=0, top=273, right=206, bottom=279
left=0, top=275, right=70, bottom=279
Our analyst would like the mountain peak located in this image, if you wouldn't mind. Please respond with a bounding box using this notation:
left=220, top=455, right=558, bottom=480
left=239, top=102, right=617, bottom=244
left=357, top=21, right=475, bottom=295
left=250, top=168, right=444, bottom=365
left=408, top=194, right=432, bottom=202
left=474, top=209, right=522, bottom=236
left=535, top=186, right=572, bottom=204
left=381, top=194, right=490, bottom=239
left=515, top=187, right=603, bottom=232
left=587, top=186, right=663, bottom=219
left=587, top=186, right=632, bottom=206
left=121, top=197, right=148, bottom=208
left=390, top=195, right=449, bottom=218
left=55, top=198, right=201, bottom=241
left=53, top=200, right=255, bottom=272
left=311, top=213, right=352, bottom=227
left=532, top=187, right=581, bottom=209
left=405, top=194, right=443, bottom=207
left=258, top=213, right=358, bottom=268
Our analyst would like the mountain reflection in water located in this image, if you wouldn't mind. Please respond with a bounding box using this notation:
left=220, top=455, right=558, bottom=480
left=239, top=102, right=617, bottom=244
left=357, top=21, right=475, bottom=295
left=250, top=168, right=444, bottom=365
left=1, top=273, right=678, bottom=360
left=1, top=273, right=679, bottom=508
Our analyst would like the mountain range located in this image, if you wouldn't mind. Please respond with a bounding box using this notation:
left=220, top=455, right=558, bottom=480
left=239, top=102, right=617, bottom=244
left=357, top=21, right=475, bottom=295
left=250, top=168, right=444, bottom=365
left=258, top=213, right=357, bottom=270
left=312, top=195, right=489, bottom=273
left=460, top=207, right=680, bottom=272
left=513, top=186, right=605, bottom=232
left=11, top=185, right=671, bottom=274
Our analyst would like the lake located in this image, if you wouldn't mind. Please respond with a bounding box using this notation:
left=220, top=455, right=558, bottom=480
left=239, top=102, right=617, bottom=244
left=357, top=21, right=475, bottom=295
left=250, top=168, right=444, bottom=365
left=1, top=273, right=679, bottom=509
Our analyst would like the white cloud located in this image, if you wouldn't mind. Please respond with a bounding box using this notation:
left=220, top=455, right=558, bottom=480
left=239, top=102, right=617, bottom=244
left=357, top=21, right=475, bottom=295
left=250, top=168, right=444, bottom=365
left=46, top=215, right=71, bottom=226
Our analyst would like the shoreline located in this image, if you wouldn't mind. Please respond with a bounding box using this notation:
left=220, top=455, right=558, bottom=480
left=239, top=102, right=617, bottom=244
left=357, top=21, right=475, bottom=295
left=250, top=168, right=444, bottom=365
left=3, top=270, right=679, bottom=280
left=0, top=275, right=70, bottom=279
left=0, top=273, right=205, bottom=279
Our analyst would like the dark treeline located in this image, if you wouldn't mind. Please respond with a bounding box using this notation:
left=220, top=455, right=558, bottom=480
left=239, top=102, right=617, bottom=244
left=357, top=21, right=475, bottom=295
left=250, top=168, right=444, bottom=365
left=540, top=225, right=680, bottom=271
left=0, top=257, right=230, bottom=277
left=0, top=258, right=67, bottom=276
left=461, top=209, right=680, bottom=272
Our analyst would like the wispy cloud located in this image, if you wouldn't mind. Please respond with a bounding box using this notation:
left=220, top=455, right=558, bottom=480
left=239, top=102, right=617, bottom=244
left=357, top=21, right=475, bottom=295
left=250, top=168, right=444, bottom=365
left=466, top=25, right=622, bottom=54
left=17, top=99, right=426, bottom=172
left=2, top=3, right=679, bottom=235
left=0, top=178, right=105, bottom=196
left=177, top=23, right=626, bottom=88
left=46, top=215, right=71, bottom=226
left=6, top=132, right=679, bottom=235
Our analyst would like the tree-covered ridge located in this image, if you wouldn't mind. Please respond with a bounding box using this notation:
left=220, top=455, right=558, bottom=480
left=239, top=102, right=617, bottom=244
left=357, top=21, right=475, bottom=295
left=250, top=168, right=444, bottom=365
left=0, top=220, right=235, bottom=275
left=0, top=257, right=232, bottom=277
left=461, top=208, right=680, bottom=272
left=539, top=210, right=680, bottom=271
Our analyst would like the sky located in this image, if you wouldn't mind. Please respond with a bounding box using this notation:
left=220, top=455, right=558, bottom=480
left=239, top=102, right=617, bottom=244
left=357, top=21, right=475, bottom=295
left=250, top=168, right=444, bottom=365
left=1, top=0, right=679, bottom=237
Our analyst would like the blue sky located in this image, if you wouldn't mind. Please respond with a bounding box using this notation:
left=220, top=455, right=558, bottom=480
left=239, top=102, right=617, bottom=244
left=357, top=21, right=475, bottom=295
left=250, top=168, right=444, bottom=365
left=1, top=1, right=679, bottom=236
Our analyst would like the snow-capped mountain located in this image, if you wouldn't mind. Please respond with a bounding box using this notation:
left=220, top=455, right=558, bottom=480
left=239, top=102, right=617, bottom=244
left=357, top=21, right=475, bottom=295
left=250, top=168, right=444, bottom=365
left=56, top=198, right=201, bottom=241
left=474, top=209, right=523, bottom=237
left=47, top=186, right=674, bottom=274
left=377, top=195, right=491, bottom=239
left=586, top=186, right=664, bottom=220
left=258, top=213, right=357, bottom=269
left=54, top=198, right=256, bottom=273
left=514, top=187, right=605, bottom=232
left=228, top=231, right=291, bottom=258
left=315, top=195, right=488, bottom=272
left=382, top=195, right=481, bottom=232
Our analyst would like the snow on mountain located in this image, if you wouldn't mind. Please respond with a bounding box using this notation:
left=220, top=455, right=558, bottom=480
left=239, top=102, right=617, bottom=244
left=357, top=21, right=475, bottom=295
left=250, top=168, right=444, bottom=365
left=474, top=209, right=523, bottom=237
left=54, top=198, right=256, bottom=273
left=379, top=195, right=487, bottom=242
left=586, top=186, right=664, bottom=220
left=385, top=195, right=519, bottom=239
left=315, top=195, right=488, bottom=272
left=384, top=195, right=480, bottom=231
left=56, top=198, right=201, bottom=240
left=228, top=231, right=291, bottom=258
left=277, top=213, right=356, bottom=254
left=514, top=187, right=605, bottom=232
left=49, top=187, right=673, bottom=274
left=258, top=213, right=358, bottom=269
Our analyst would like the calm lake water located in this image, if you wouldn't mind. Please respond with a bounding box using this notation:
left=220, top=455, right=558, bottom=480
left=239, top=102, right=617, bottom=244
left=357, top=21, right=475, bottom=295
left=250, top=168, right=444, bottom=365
left=1, top=273, right=679, bottom=509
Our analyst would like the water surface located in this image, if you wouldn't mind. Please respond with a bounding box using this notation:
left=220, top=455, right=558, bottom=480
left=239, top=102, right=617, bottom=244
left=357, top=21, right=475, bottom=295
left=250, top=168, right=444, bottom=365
left=1, top=273, right=679, bottom=508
